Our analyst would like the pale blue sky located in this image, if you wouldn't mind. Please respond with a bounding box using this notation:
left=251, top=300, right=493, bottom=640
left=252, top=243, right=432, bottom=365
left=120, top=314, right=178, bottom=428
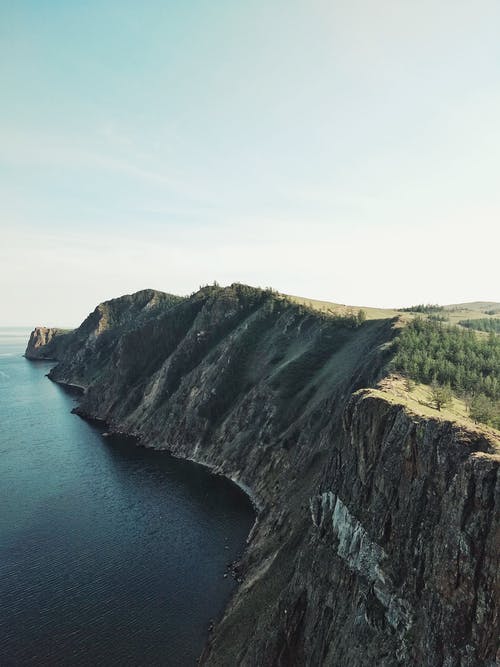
left=1, top=1, right=499, bottom=326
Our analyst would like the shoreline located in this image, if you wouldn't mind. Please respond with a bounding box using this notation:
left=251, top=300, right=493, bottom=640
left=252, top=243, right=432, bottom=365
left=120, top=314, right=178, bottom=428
left=47, top=376, right=87, bottom=393
left=34, top=362, right=259, bottom=663
left=56, top=376, right=262, bottom=515
left=53, top=377, right=263, bottom=516
left=182, top=454, right=262, bottom=515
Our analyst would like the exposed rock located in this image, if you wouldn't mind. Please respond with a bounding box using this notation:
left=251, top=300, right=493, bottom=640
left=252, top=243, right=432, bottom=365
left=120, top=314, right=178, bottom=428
left=24, top=327, right=70, bottom=359
left=26, top=284, right=500, bottom=666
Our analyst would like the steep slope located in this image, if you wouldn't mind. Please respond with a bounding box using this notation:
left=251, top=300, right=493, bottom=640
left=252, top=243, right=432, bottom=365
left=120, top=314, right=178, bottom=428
left=28, top=284, right=500, bottom=666
left=25, top=288, right=183, bottom=369
left=25, top=327, right=72, bottom=359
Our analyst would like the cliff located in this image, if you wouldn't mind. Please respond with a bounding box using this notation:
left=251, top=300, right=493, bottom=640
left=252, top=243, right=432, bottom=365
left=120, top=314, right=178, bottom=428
left=24, top=289, right=182, bottom=360
left=27, top=285, right=500, bottom=666
left=25, top=326, right=71, bottom=359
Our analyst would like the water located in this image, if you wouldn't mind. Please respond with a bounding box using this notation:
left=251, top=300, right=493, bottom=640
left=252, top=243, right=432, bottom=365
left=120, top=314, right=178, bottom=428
left=0, top=328, right=255, bottom=666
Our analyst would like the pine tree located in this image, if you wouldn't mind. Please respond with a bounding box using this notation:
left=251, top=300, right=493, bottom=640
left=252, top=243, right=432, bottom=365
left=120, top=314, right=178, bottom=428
left=430, top=380, right=452, bottom=411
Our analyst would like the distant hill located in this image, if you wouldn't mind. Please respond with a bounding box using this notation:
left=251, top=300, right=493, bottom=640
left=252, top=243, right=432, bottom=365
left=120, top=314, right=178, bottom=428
left=442, top=302, right=500, bottom=325
left=285, top=294, right=500, bottom=323
left=445, top=301, right=500, bottom=313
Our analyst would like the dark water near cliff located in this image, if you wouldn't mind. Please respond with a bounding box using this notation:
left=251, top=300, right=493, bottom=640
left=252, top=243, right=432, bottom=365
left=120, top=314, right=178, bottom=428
left=0, top=328, right=255, bottom=666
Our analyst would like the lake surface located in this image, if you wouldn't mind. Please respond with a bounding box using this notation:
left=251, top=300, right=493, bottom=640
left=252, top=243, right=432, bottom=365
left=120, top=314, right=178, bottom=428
left=0, top=328, right=255, bottom=666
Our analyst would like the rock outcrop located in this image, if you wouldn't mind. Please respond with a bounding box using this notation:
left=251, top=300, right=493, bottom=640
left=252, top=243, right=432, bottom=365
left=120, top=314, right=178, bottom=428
left=27, top=284, right=500, bottom=666
left=25, top=327, right=70, bottom=359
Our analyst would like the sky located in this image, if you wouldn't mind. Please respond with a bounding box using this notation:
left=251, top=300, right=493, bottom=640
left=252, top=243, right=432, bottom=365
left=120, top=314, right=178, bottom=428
left=1, top=0, right=499, bottom=327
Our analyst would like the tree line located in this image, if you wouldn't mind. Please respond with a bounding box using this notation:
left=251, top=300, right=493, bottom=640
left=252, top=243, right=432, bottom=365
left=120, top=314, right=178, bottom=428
left=392, top=318, right=500, bottom=428
left=399, top=304, right=445, bottom=313
left=459, top=318, right=500, bottom=334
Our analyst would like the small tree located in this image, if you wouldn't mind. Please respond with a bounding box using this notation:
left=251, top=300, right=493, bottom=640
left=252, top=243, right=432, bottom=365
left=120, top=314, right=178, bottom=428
left=430, top=380, right=452, bottom=411
left=470, top=394, right=495, bottom=425
left=357, top=309, right=367, bottom=325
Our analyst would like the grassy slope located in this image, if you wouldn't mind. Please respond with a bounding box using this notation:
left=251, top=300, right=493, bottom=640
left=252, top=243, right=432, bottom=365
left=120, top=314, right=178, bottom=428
left=283, top=291, right=499, bottom=436
left=445, top=301, right=500, bottom=312
left=285, top=293, right=500, bottom=328
left=377, top=375, right=500, bottom=446
left=440, top=301, right=500, bottom=327
left=284, top=293, right=401, bottom=320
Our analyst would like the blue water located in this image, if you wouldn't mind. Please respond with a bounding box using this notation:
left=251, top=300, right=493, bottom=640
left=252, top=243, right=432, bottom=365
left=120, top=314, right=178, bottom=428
left=0, top=328, right=255, bottom=666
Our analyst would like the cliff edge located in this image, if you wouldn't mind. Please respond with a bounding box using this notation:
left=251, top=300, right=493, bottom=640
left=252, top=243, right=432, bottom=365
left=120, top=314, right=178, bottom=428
left=27, top=285, right=499, bottom=666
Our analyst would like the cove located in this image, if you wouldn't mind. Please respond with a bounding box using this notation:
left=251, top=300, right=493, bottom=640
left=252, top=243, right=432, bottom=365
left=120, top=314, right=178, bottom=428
left=0, top=329, right=255, bottom=666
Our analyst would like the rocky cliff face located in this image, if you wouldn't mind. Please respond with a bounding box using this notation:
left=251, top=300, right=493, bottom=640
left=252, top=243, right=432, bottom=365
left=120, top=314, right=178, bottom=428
left=25, top=288, right=183, bottom=367
left=27, top=285, right=500, bottom=666
left=25, top=327, right=70, bottom=359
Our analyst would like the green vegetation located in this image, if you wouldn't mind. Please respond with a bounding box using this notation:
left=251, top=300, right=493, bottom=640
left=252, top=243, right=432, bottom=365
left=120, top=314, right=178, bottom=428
left=443, top=302, right=500, bottom=327
left=392, top=318, right=500, bottom=428
left=446, top=301, right=500, bottom=313
left=357, top=309, right=367, bottom=324
left=458, top=318, right=500, bottom=334
left=399, top=304, right=444, bottom=314
left=430, top=380, right=453, bottom=411
left=470, top=393, right=497, bottom=425
left=428, top=313, right=449, bottom=323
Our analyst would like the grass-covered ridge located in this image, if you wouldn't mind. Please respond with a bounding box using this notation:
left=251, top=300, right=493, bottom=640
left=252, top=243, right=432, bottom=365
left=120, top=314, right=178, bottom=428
left=391, top=318, right=500, bottom=427
left=285, top=293, right=401, bottom=320
left=277, top=294, right=500, bottom=429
